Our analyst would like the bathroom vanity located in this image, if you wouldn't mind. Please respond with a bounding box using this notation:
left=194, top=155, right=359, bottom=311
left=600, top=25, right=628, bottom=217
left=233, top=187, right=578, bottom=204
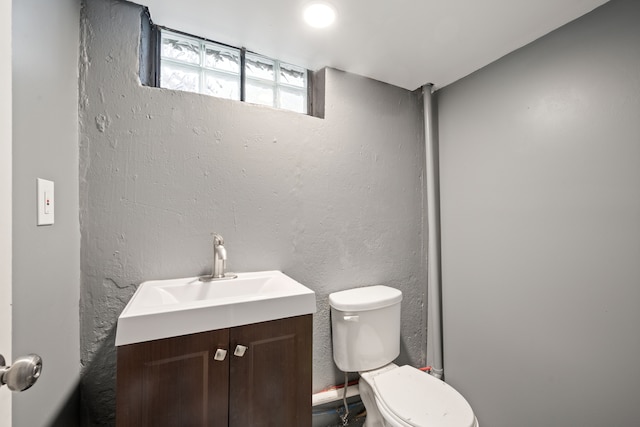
left=116, top=315, right=312, bottom=427
left=114, top=271, right=316, bottom=427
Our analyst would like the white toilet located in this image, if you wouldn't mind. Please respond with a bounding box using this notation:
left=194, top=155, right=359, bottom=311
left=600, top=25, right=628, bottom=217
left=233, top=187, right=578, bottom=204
left=329, top=285, right=479, bottom=427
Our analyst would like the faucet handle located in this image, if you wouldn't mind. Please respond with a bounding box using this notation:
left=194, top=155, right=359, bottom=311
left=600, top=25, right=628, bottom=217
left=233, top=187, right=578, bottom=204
left=212, top=233, right=224, bottom=245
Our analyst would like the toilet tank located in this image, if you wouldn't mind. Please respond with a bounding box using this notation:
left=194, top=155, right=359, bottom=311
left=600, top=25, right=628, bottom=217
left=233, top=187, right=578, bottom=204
left=329, top=286, right=402, bottom=372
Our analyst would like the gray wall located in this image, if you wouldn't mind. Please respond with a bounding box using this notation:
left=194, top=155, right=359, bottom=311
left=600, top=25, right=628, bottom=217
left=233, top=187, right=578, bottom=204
left=438, top=0, right=640, bottom=426
left=0, top=0, right=12, bottom=420
left=12, top=0, right=81, bottom=426
left=79, top=0, right=426, bottom=424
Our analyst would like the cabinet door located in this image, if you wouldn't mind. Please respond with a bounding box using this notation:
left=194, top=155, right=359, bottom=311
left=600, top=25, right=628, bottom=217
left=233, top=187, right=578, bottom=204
left=228, top=315, right=312, bottom=427
left=116, top=329, right=230, bottom=427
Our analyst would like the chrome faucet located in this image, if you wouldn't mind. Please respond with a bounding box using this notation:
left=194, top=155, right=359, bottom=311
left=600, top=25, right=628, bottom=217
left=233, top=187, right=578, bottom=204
left=212, top=233, right=227, bottom=278
left=200, top=233, right=237, bottom=282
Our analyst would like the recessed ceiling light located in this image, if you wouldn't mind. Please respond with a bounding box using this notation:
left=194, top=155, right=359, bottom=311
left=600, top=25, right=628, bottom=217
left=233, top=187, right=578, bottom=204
left=303, top=2, right=336, bottom=29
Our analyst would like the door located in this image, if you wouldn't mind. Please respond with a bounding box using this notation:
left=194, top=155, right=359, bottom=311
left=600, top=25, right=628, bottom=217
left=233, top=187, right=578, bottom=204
left=229, top=315, right=312, bottom=427
left=1, top=0, right=12, bottom=424
left=116, top=329, right=230, bottom=427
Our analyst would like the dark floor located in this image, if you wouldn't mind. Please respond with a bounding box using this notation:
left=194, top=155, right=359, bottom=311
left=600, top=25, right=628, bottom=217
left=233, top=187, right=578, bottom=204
left=312, top=396, right=366, bottom=427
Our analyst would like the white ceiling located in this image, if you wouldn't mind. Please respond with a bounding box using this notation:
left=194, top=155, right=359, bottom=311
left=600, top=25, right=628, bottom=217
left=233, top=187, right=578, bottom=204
left=136, top=0, right=609, bottom=91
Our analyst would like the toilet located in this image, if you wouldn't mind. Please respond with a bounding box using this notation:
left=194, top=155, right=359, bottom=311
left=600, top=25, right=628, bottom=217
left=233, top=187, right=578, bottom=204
left=329, top=285, right=479, bottom=427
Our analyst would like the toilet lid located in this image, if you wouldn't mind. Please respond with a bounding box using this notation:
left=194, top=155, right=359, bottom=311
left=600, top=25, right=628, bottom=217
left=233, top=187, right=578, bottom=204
left=371, top=366, right=476, bottom=427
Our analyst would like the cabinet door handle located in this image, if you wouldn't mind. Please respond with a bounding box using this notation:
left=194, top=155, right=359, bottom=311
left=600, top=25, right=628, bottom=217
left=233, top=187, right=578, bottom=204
left=233, top=345, right=248, bottom=357
left=213, top=349, right=227, bottom=361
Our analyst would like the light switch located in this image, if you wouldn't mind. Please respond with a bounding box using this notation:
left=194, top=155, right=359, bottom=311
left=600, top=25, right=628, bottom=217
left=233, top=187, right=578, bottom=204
left=44, top=191, right=52, bottom=214
left=37, top=178, right=54, bottom=226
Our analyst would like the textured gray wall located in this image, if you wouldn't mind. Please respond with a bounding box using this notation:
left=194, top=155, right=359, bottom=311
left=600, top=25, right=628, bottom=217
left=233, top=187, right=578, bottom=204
left=12, top=0, right=81, bottom=426
left=438, top=1, right=640, bottom=426
left=79, top=0, right=426, bottom=424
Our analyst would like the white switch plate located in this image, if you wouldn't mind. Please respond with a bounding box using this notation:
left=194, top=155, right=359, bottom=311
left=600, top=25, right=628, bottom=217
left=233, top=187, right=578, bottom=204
left=37, top=178, right=54, bottom=226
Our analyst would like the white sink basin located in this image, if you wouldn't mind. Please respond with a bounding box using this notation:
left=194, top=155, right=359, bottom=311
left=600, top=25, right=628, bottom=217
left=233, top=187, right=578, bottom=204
left=115, top=271, right=316, bottom=346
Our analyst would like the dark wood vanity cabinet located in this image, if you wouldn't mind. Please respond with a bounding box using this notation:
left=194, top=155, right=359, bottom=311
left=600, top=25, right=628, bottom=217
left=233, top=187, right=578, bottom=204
left=116, top=314, right=312, bottom=427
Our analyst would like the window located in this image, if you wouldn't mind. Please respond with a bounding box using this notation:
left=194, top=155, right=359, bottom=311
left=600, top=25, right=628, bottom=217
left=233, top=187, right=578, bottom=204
left=160, top=31, right=241, bottom=100
left=159, top=29, right=308, bottom=114
left=244, top=53, right=308, bottom=113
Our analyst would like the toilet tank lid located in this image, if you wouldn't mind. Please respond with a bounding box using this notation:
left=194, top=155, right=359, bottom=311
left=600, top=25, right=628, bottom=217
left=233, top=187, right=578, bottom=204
left=329, top=286, right=402, bottom=311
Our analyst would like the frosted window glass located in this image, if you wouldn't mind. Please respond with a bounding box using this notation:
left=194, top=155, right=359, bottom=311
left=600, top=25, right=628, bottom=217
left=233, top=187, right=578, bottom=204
left=246, top=79, right=275, bottom=107
left=161, top=62, right=200, bottom=93
left=161, top=34, right=200, bottom=65
left=280, top=63, right=306, bottom=88
left=204, top=71, right=240, bottom=100
left=279, top=86, right=307, bottom=113
left=245, top=54, right=275, bottom=81
left=159, top=29, right=309, bottom=114
left=204, top=45, right=240, bottom=73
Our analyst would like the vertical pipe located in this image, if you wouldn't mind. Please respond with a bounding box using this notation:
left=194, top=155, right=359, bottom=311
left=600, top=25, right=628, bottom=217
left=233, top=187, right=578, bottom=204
left=423, top=84, right=444, bottom=379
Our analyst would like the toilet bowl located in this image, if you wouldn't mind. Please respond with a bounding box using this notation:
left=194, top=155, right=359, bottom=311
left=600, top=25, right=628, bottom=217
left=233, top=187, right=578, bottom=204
left=359, top=364, right=478, bottom=427
left=329, top=286, right=478, bottom=427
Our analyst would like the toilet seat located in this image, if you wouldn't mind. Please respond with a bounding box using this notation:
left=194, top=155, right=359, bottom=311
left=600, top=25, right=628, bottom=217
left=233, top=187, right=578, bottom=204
left=365, top=365, right=477, bottom=427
